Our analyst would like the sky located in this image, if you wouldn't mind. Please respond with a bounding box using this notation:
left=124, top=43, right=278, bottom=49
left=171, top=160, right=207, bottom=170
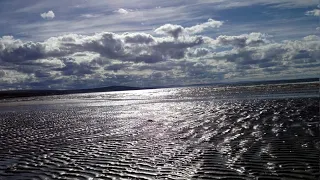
left=0, top=0, right=319, bottom=90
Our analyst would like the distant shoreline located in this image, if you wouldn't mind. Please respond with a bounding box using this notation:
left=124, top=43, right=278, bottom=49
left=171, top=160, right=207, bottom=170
left=0, top=78, right=318, bottom=100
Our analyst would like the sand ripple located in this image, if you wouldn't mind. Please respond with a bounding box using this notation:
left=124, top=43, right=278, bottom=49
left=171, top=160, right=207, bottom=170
left=0, top=92, right=319, bottom=179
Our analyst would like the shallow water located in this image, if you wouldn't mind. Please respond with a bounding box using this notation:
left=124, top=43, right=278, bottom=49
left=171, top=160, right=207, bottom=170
left=0, top=85, right=319, bottom=179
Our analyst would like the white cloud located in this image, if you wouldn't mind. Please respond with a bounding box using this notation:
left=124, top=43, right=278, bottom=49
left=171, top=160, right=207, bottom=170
left=14, top=0, right=319, bottom=14
left=154, top=24, right=184, bottom=39
left=80, top=14, right=100, bottom=18
left=0, top=36, right=23, bottom=50
left=198, top=0, right=318, bottom=9
left=4, top=1, right=313, bottom=43
left=0, top=19, right=319, bottom=89
left=14, top=6, right=192, bottom=41
left=40, top=10, right=55, bottom=20
left=212, top=35, right=320, bottom=73
left=185, top=19, right=223, bottom=34
left=0, top=69, right=30, bottom=85
left=116, top=8, right=129, bottom=14
left=302, top=35, right=320, bottom=41
left=0, top=27, right=208, bottom=66
left=155, top=19, right=223, bottom=38
left=305, top=9, right=320, bottom=16
left=215, top=33, right=269, bottom=48
left=188, top=48, right=210, bottom=57
left=0, top=20, right=214, bottom=89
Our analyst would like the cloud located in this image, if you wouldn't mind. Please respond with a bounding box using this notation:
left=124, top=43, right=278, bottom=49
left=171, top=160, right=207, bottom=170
left=0, top=70, right=6, bottom=78
left=40, top=10, right=55, bottom=20
left=3, top=1, right=314, bottom=43
left=0, top=18, right=319, bottom=90
left=80, top=14, right=100, bottom=18
left=116, top=8, right=129, bottom=14
left=104, top=63, right=129, bottom=72
left=0, top=35, right=69, bottom=64
left=0, top=21, right=212, bottom=89
left=305, top=9, right=320, bottom=16
left=212, top=35, right=320, bottom=74
left=155, top=19, right=223, bottom=38
left=0, top=31, right=205, bottom=66
left=155, top=24, right=184, bottom=39
left=1, top=1, right=320, bottom=90
left=198, top=0, right=318, bottom=9
left=123, top=33, right=155, bottom=44
left=302, top=35, right=320, bottom=41
left=215, top=33, right=269, bottom=48
left=187, top=48, right=210, bottom=57
left=0, top=36, right=45, bottom=63
left=57, top=59, right=99, bottom=76
left=185, top=19, right=223, bottom=34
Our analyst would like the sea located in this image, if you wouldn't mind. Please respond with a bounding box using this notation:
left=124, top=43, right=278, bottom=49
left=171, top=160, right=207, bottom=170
left=0, top=83, right=319, bottom=180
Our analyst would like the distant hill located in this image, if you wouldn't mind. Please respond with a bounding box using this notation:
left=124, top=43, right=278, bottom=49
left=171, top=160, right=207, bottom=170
left=0, top=78, right=318, bottom=99
left=0, top=86, right=141, bottom=99
left=180, top=77, right=319, bottom=88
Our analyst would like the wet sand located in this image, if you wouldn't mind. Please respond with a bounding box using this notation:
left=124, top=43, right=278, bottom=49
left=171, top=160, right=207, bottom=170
left=0, top=85, right=319, bottom=179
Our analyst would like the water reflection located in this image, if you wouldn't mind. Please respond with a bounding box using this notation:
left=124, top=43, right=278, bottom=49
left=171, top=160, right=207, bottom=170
left=0, top=85, right=319, bottom=179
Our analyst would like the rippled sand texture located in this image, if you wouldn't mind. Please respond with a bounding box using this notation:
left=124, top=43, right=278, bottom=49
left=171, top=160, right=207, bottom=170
left=0, top=87, right=319, bottom=180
